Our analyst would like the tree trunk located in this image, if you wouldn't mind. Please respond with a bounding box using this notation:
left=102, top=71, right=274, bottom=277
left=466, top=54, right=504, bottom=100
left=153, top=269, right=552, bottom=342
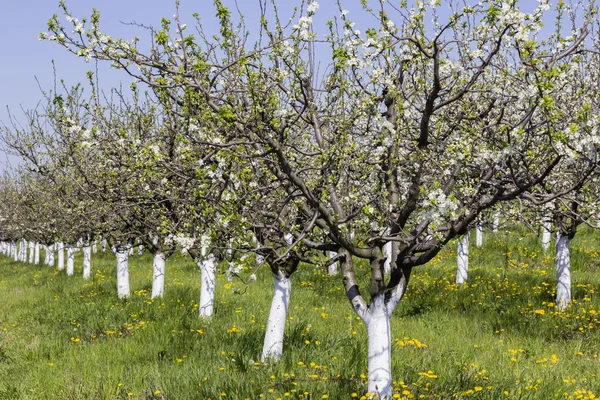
left=261, top=272, right=292, bottom=362
left=456, top=234, right=469, bottom=284
left=101, top=239, right=107, bottom=252
left=83, top=244, right=91, bottom=279
left=66, top=247, right=75, bottom=276
left=28, top=241, right=34, bottom=263
left=57, top=242, right=64, bottom=270
left=556, top=234, right=571, bottom=311
left=475, top=225, right=483, bottom=247
left=151, top=252, right=166, bottom=298
left=492, top=212, right=499, bottom=233
left=542, top=218, right=552, bottom=252
left=383, top=242, right=392, bottom=275
left=365, top=295, right=393, bottom=398
left=199, top=251, right=217, bottom=318
left=327, top=251, right=338, bottom=275
left=12, top=241, right=17, bottom=261
left=115, top=248, right=130, bottom=298
left=92, top=242, right=97, bottom=254
left=47, top=244, right=54, bottom=266
left=138, top=244, right=143, bottom=255
left=34, top=243, right=40, bottom=264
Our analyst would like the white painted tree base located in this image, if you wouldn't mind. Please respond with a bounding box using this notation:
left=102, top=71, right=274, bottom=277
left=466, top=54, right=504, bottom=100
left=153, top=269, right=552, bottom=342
left=83, top=245, right=91, bottom=279
left=542, top=219, right=552, bottom=252
left=456, top=234, right=469, bottom=284
left=152, top=252, right=166, bottom=298
left=261, top=272, right=292, bottom=362
left=199, top=253, right=217, bottom=318
left=366, top=296, right=393, bottom=398
left=66, top=247, right=75, bottom=276
left=116, top=249, right=130, bottom=298
left=57, top=243, right=64, bottom=270
left=556, top=234, right=571, bottom=311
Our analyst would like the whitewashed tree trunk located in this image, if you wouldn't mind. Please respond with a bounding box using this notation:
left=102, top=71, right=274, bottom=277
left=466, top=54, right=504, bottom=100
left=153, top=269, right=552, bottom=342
left=152, top=252, right=166, bottom=298
left=475, top=225, right=483, bottom=248
left=115, top=248, right=130, bottom=298
left=43, top=245, right=50, bottom=265
left=47, top=244, right=54, bottom=266
left=83, top=244, right=91, bottom=280
left=556, top=234, right=571, bottom=311
left=199, top=250, right=217, bottom=318
left=34, top=243, right=40, bottom=264
left=383, top=241, right=392, bottom=275
left=365, top=295, right=393, bottom=398
left=19, top=240, right=26, bottom=262
left=138, top=244, right=143, bottom=255
left=57, top=242, right=65, bottom=270
left=261, top=271, right=292, bottom=362
left=66, top=247, right=75, bottom=276
left=92, top=242, right=97, bottom=254
left=492, top=212, right=500, bottom=233
left=67, top=246, right=75, bottom=276
left=542, top=219, right=552, bottom=252
left=28, top=241, right=34, bottom=263
left=327, top=251, right=338, bottom=275
left=12, top=241, right=17, bottom=261
left=456, top=234, right=469, bottom=284
left=101, top=239, right=107, bottom=252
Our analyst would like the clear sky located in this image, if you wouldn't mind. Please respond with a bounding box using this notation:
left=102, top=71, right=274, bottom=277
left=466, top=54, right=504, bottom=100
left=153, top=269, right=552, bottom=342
left=0, top=0, right=368, bottom=171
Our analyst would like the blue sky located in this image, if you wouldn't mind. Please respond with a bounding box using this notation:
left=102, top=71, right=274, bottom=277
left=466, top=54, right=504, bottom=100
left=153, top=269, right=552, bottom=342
left=0, top=0, right=367, bottom=170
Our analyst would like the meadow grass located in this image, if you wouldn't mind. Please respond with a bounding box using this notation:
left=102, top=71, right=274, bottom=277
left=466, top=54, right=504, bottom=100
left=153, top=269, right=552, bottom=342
left=1, top=229, right=600, bottom=399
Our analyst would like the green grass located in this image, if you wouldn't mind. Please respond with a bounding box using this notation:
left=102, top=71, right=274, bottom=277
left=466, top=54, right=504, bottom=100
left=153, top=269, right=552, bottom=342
left=1, top=229, right=600, bottom=399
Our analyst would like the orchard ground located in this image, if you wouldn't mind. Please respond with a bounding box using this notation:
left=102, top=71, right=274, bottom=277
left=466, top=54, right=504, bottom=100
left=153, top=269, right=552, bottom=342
left=1, top=229, right=600, bottom=399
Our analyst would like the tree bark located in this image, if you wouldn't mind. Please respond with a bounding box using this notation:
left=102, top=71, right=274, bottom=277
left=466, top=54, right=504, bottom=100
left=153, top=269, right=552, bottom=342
left=199, top=250, right=217, bottom=318
left=365, top=295, right=393, bottom=398
left=542, top=217, right=552, bottom=252
left=115, top=247, right=130, bottom=298
left=83, top=244, right=91, bottom=279
left=261, top=271, right=292, bottom=362
left=151, top=251, right=166, bottom=298
left=475, top=225, right=483, bottom=247
left=383, top=242, right=392, bottom=275
left=34, top=243, right=40, bottom=264
left=66, top=247, right=75, bottom=276
left=47, top=244, right=55, bottom=266
left=456, top=234, right=469, bottom=284
left=57, top=242, right=64, bottom=270
left=556, top=234, right=571, bottom=311
left=327, top=251, right=338, bottom=275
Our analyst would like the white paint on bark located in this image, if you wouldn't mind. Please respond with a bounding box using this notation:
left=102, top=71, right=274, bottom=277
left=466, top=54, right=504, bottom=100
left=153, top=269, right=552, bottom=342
left=542, top=219, right=552, bottom=252
left=456, top=234, right=469, bottom=284
left=28, top=241, right=34, bottom=263
left=66, top=247, right=75, bottom=276
left=383, top=241, right=392, bottom=275
left=57, top=242, right=64, bottom=270
left=47, top=244, right=54, bottom=266
left=492, top=212, right=500, bottom=233
left=199, top=251, right=217, bottom=318
left=83, top=244, right=91, bottom=279
left=261, top=272, right=292, bottom=362
left=556, top=234, right=571, bottom=311
left=365, top=295, right=393, bottom=398
left=328, top=251, right=338, bottom=275
left=475, top=225, right=483, bottom=248
left=34, top=243, right=40, bottom=264
left=12, top=241, right=17, bottom=261
left=152, top=252, right=166, bottom=298
left=115, top=248, right=130, bottom=298
left=138, top=244, right=143, bottom=255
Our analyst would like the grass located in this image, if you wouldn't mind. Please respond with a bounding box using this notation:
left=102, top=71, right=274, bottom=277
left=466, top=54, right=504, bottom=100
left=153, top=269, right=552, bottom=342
left=1, top=228, right=600, bottom=399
